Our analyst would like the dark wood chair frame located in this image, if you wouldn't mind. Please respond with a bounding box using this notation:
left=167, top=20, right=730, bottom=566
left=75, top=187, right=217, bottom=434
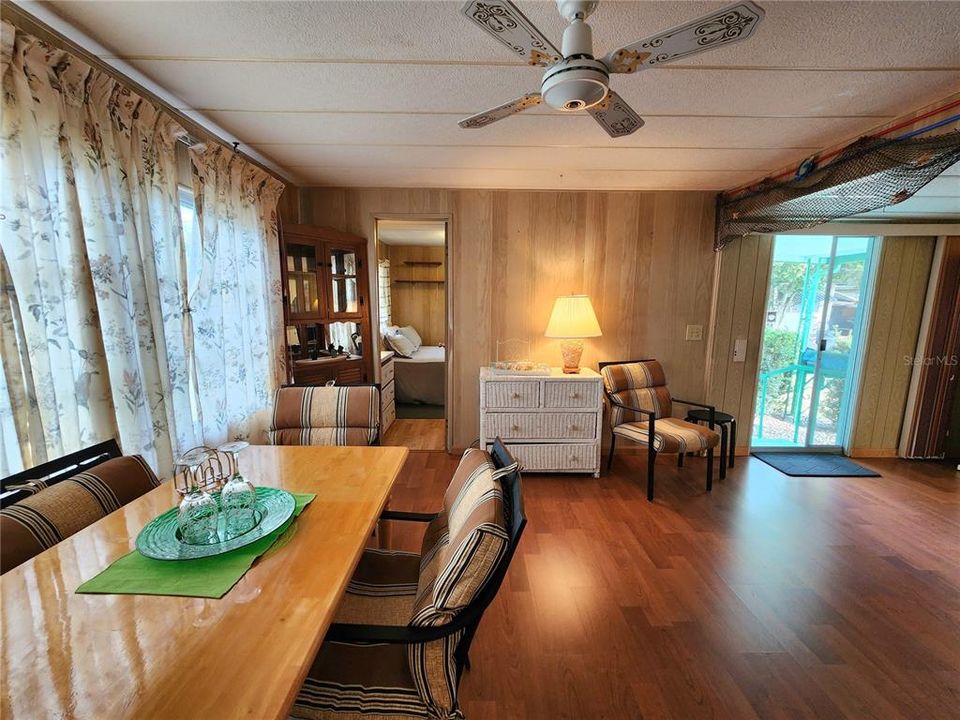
left=599, top=359, right=717, bottom=501
left=279, top=382, right=383, bottom=445
left=323, top=438, right=526, bottom=694
left=0, top=439, right=122, bottom=508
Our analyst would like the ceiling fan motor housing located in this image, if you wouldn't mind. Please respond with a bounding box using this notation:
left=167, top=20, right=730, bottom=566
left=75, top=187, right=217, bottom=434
left=541, top=17, right=609, bottom=111
left=541, top=61, right=609, bottom=111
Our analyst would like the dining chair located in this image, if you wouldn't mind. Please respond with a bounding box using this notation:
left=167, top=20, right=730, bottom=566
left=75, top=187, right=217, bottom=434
left=599, top=359, right=720, bottom=501
left=267, top=384, right=381, bottom=447
left=1, top=447, right=160, bottom=574
left=290, top=439, right=525, bottom=720
left=1, top=438, right=122, bottom=508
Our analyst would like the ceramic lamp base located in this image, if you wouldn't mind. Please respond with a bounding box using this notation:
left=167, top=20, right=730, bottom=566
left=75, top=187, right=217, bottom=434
left=559, top=339, right=584, bottom=374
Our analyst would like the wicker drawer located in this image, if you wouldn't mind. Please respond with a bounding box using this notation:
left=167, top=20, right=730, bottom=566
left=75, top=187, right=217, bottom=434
left=381, top=379, right=395, bottom=410
left=484, top=381, right=540, bottom=409
left=543, top=381, right=599, bottom=408
left=484, top=412, right=596, bottom=440
left=382, top=401, right=396, bottom=434
left=381, top=358, right=395, bottom=387
left=488, top=443, right=597, bottom=472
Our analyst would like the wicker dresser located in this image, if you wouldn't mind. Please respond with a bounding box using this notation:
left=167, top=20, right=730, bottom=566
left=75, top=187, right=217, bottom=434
left=479, top=367, right=603, bottom=477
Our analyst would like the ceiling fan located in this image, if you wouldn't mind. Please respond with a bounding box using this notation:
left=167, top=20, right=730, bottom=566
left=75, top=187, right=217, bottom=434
left=459, top=0, right=764, bottom=137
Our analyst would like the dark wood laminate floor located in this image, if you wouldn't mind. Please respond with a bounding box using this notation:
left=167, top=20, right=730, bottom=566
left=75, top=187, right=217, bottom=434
left=385, top=452, right=960, bottom=720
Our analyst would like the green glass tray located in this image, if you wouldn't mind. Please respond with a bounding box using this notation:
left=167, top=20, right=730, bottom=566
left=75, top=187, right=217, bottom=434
left=136, top=487, right=296, bottom=561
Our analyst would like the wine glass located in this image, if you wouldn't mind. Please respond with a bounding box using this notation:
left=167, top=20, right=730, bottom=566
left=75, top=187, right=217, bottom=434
left=176, top=448, right=219, bottom=545
left=218, top=441, right=257, bottom=538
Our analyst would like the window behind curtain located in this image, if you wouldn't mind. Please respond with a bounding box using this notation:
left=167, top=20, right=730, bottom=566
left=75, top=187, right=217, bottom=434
left=378, top=259, right=392, bottom=333
left=178, top=184, right=203, bottom=436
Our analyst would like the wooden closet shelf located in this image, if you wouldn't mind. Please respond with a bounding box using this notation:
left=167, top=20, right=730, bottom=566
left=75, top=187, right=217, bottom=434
left=392, top=279, right=445, bottom=284
left=402, top=261, right=443, bottom=267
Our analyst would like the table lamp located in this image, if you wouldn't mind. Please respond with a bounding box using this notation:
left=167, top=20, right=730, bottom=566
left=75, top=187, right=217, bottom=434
left=544, top=294, right=602, bottom=373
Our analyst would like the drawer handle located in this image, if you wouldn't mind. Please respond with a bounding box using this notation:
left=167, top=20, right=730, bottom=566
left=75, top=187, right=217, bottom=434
left=572, top=393, right=580, bottom=399
left=570, top=425, right=580, bottom=432
left=512, top=425, right=520, bottom=432
left=512, top=393, right=521, bottom=399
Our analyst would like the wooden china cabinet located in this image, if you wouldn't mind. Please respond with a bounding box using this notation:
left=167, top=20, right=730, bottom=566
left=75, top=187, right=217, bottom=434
left=280, top=224, right=374, bottom=385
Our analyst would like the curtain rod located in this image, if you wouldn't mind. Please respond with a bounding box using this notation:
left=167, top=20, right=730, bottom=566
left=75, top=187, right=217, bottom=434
left=2, top=2, right=291, bottom=186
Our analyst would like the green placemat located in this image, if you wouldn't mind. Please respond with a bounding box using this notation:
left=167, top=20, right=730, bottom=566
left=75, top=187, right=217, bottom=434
left=77, top=492, right=315, bottom=599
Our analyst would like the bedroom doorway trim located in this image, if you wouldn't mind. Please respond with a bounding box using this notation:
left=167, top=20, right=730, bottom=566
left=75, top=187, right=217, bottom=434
left=373, top=213, right=453, bottom=453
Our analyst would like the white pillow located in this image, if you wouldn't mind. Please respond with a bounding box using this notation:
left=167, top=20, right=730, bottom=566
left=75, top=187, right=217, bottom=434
left=397, top=325, right=422, bottom=351
left=386, top=333, right=416, bottom=358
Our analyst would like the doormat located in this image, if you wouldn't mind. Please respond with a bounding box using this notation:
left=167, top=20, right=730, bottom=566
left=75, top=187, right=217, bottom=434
left=752, top=452, right=880, bottom=477
left=396, top=403, right=445, bottom=420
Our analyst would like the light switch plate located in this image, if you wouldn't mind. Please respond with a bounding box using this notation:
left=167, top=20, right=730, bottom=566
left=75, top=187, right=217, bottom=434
left=733, top=337, right=747, bottom=363
left=685, top=324, right=703, bottom=341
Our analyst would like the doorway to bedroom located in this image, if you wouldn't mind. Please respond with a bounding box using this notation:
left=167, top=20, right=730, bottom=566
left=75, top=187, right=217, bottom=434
left=375, top=218, right=448, bottom=451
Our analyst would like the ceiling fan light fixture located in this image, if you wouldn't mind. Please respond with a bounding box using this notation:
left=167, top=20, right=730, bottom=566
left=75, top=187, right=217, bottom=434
left=541, top=61, right=609, bottom=112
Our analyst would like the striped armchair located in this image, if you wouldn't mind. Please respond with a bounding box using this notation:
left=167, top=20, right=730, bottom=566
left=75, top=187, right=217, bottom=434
left=268, top=385, right=381, bottom=446
left=291, top=442, right=525, bottom=720
left=600, top=359, right=720, bottom=501
left=1, top=452, right=160, bottom=574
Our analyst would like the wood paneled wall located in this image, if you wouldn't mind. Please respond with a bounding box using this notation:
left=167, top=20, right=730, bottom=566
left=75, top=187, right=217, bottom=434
left=850, top=237, right=936, bottom=455
left=380, top=244, right=446, bottom=346
left=284, top=188, right=717, bottom=449
left=705, top=234, right=773, bottom=453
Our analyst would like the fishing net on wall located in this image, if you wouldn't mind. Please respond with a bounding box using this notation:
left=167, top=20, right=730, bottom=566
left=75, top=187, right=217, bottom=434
left=715, top=130, right=960, bottom=251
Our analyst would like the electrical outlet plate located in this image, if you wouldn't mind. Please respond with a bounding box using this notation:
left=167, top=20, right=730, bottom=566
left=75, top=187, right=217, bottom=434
left=733, top=337, right=747, bottom=362
left=685, top=324, right=703, bottom=341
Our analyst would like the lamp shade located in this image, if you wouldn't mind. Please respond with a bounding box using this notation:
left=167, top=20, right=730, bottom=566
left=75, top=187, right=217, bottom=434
left=544, top=295, right=602, bottom=338
left=286, top=326, right=301, bottom=346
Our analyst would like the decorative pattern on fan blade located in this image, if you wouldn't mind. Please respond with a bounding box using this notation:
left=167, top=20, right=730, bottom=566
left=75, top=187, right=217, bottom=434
left=461, top=0, right=561, bottom=67
left=459, top=93, right=543, bottom=129
left=603, top=1, right=764, bottom=73
left=587, top=92, right=644, bottom=138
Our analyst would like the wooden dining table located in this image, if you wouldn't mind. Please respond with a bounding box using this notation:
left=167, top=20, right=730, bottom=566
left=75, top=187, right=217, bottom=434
left=0, top=444, right=408, bottom=720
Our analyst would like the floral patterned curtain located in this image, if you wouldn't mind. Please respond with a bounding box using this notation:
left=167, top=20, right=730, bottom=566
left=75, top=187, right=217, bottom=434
left=0, top=21, right=200, bottom=476
left=188, top=144, right=285, bottom=448
left=0, top=21, right=285, bottom=477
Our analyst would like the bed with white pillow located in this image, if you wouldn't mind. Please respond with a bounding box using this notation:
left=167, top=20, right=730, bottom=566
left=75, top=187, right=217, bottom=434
left=384, top=325, right=445, bottom=406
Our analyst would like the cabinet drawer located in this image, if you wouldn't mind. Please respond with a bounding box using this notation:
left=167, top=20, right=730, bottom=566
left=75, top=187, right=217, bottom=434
left=484, top=412, right=596, bottom=440
left=543, top=381, right=599, bottom=408
left=382, top=401, right=396, bottom=434
left=487, top=443, right=597, bottom=472
left=381, top=379, right=395, bottom=410
left=381, top=358, right=395, bottom=387
left=484, top=381, right=540, bottom=409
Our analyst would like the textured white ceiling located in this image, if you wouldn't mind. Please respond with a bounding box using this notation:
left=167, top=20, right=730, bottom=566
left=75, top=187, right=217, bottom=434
left=44, top=0, right=960, bottom=195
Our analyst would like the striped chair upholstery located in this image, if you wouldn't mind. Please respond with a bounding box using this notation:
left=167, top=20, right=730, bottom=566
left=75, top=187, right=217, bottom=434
left=268, top=385, right=380, bottom=446
left=0, top=455, right=160, bottom=574
left=601, top=359, right=673, bottom=424
left=602, top=360, right=720, bottom=452
left=292, top=448, right=514, bottom=720
left=613, top=417, right=719, bottom=453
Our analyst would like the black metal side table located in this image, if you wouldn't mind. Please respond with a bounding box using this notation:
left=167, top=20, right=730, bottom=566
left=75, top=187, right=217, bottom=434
left=684, top=409, right=736, bottom=480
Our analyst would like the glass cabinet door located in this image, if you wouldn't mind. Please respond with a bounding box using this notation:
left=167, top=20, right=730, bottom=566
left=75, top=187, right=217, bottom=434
left=327, top=245, right=360, bottom=317
left=286, top=243, right=321, bottom=318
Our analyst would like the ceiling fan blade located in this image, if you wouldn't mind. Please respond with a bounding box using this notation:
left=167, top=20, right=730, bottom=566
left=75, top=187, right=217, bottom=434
left=587, top=91, right=644, bottom=138
left=459, top=93, right=543, bottom=129
left=461, top=0, right=561, bottom=67
left=602, top=1, right=765, bottom=74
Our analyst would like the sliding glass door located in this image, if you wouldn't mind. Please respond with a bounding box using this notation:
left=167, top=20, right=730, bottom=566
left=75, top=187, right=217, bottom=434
left=753, top=235, right=876, bottom=450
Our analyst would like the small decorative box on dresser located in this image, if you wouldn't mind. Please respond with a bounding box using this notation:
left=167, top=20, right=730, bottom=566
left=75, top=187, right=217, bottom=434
left=380, top=351, right=396, bottom=436
left=479, top=367, right=603, bottom=477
